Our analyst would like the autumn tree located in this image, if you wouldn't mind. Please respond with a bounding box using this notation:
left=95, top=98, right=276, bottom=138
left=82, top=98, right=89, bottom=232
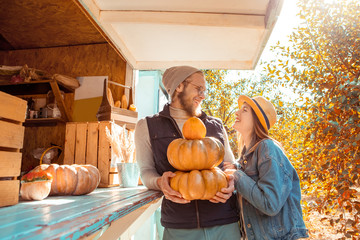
left=202, top=70, right=291, bottom=158
left=264, top=0, right=360, bottom=237
left=202, top=69, right=240, bottom=157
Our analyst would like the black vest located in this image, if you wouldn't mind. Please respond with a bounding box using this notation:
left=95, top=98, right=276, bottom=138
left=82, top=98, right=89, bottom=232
left=146, top=104, right=239, bottom=229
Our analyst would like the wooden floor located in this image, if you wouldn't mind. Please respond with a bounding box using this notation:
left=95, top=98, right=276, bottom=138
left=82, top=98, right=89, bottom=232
left=0, top=187, right=162, bottom=240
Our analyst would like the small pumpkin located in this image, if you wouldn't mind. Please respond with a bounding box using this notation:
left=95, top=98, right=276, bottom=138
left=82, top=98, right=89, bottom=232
left=129, top=104, right=137, bottom=112
left=31, top=164, right=100, bottom=196
left=170, top=167, right=228, bottom=200
left=167, top=137, right=224, bottom=171
left=182, top=117, right=206, bottom=140
left=20, top=171, right=53, bottom=201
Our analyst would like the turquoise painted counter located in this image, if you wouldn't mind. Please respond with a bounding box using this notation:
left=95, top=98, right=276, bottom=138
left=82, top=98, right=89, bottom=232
left=0, top=187, right=163, bottom=240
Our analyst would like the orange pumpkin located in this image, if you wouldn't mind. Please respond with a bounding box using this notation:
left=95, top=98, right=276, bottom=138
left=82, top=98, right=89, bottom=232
left=167, top=137, right=224, bottom=171
left=31, top=164, right=100, bottom=196
left=182, top=117, right=206, bottom=140
left=170, top=167, right=228, bottom=200
left=20, top=171, right=53, bottom=201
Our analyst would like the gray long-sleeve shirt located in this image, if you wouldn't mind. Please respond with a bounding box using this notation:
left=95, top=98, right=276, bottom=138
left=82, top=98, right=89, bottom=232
left=134, top=106, right=235, bottom=190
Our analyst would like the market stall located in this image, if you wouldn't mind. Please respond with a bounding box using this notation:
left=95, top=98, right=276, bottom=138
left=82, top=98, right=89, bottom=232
left=0, top=0, right=283, bottom=239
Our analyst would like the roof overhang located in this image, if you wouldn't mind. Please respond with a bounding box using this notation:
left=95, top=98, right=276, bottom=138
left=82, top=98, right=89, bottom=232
left=76, top=0, right=284, bottom=70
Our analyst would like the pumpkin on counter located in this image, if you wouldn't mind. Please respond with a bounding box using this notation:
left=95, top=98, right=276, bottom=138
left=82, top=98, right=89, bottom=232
left=31, top=164, right=100, bottom=196
left=20, top=171, right=53, bottom=201
left=170, top=167, right=228, bottom=200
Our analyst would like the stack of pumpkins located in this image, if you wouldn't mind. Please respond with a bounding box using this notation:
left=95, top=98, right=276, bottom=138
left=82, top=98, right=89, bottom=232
left=167, top=117, right=229, bottom=200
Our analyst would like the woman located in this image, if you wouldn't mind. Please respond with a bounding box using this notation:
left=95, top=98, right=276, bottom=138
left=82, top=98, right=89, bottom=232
left=224, top=95, right=309, bottom=240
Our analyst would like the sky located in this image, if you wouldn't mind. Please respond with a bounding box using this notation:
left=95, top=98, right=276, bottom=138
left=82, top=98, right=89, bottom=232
left=257, top=0, right=300, bottom=65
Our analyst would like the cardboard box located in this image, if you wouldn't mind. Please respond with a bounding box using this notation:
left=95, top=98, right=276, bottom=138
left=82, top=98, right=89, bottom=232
left=0, top=91, right=27, bottom=207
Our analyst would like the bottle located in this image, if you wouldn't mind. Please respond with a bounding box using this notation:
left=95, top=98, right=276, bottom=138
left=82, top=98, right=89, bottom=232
left=52, top=103, right=61, bottom=118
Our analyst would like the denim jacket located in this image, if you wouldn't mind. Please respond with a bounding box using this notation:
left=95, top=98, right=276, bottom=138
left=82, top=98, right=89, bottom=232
left=233, top=139, right=309, bottom=240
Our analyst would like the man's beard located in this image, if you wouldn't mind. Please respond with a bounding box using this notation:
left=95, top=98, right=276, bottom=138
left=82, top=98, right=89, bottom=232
left=178, top=90, right=202, bottom=117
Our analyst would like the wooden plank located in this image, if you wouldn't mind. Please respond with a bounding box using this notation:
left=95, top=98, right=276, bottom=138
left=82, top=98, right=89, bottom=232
left=0, top=151, right=22, bottom=177
left=124, top=63, right=133, bottom=104
left=108, top=173, right=119, bottom=186
left=0, top=188, right=143, bottom=219
left=100, top=10, right=264, bottom=28
left=112, top=119, right=136, bottom=130
left=86, top=122, right=99, bottom=167
left=0, top=91, right=27, bottom=122
left=0, top=180, right=19, bottom=207
left=64, top=123, right=76, bottom=165
left=0, top=187, right=162, bottom=240
left=98, top=122, right=111, bottom=186
left=0, top=121, right=24, bottom=149
left=110, top=107, right=137, bottom=118
left=75, top=122, right=87, bottom=165
left=49, top=80, right=72, bottom=122
left=97, top=196, right=162, bottom=240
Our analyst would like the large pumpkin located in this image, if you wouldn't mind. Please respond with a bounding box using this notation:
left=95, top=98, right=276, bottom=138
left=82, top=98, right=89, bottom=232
left=167, top=137, right=224, bottom=171
left=31, top=164, right=100, bottom=196
left=170, top=167, right=228, bottom=200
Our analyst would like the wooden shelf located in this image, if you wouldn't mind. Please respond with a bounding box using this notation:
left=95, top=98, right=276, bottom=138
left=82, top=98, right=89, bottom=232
left=23, top=118, right=65, bottom=127
left=0, top=80, right=73, bottom=94
left=0, top=79, right=73, bottom=122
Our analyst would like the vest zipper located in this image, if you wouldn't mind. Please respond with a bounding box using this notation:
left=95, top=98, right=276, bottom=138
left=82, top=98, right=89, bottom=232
left=160, top=114, right=183, bottom=137
left=195, top=200, right=200, bottom=228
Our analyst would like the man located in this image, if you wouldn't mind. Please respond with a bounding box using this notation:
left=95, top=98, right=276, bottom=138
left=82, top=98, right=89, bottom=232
left=135, top=66, right=240, bottom=240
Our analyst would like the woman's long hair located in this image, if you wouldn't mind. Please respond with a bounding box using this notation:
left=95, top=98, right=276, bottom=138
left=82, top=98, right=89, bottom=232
left=237, top=107, right=283, bottom=155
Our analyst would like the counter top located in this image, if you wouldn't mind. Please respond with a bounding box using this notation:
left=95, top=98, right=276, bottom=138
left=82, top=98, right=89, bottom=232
left=0, top=187, right=163, bottom=240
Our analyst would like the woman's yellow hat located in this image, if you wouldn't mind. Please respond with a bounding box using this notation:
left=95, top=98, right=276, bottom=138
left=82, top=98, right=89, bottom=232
left=238, top=95, right=277, bottom=133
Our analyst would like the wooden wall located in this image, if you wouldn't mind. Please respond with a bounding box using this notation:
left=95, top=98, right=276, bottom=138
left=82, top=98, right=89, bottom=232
left=21, top=124, right=66, bottom=172
left=0, top=43, right=127, bottom=101
left=0, top=43, right=127, bottom=172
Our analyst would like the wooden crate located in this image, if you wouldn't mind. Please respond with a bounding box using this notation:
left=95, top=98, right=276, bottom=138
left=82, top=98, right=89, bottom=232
left=0, top=91, right=27, bottom=207
left=64, top=121, right=122, bottom=187
left=96, top=79, right=138, bottom=130
left=97, top=107, right=138, bottom=130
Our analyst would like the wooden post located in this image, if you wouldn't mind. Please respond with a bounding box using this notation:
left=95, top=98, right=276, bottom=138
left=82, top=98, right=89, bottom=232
left=49, top=80, right=72, bottom=121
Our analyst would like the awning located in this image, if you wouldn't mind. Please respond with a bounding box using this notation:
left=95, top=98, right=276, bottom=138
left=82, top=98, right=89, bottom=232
left=77, top=0, right=284, bottom=70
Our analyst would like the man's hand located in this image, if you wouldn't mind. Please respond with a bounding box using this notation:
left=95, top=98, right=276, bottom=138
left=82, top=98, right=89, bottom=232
left=209, top=175, right=235, bottom=203
left=224, top=168, right=237, bottom=176
left=157, top=171, right=190, bottom=204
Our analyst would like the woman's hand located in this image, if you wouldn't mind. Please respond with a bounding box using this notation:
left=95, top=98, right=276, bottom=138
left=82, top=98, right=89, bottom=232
left=209, top=175, right=235, bottom=203
left=224, top=162, right=237, bottom=176
left=223, top=161, right=236, bottom=170
left=157, top=171, right=190, bottom=204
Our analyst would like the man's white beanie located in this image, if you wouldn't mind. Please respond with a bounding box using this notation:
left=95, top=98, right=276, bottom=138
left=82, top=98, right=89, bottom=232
left=162, top=66, right=202, bottom=97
